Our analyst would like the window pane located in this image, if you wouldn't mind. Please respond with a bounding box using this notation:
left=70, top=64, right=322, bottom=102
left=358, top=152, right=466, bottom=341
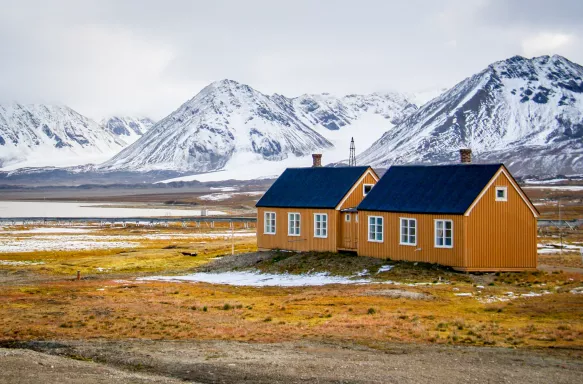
left=445, top=238, right=452, bottom=246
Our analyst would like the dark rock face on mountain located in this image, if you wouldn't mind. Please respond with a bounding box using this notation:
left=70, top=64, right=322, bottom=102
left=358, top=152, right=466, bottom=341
left=358, top=55, right=583, bottom=177
left=101, top=116, right=155, bottom=145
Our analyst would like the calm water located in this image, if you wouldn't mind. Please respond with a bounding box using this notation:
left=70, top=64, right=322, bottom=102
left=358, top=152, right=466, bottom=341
left=0, top=201, right=225, bottom=218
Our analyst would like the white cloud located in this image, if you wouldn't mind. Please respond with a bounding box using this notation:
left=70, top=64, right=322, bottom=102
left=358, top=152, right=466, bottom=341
left=0, top=0, right=582, bottom=120
left=521, top=32, right=575, bottom=57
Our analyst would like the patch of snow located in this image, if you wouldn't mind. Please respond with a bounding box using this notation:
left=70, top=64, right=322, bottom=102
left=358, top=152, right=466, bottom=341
left=524, top=186, right=583, bottom=191
left=198, top=191, right=264, bottom=201
left=0, top=260, right=45, bottom=266
left=139, top=271, right=377, bottom=287
left=454, top=293, right=473, bottom=297
left=1, top=227, right=94, bottom=234
left=377, top=265, right=394, bottom=273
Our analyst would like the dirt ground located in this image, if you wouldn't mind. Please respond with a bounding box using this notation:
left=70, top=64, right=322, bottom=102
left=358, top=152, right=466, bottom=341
left=1, top=221, right=583, bottom=383
left=1, top=339, right=582, bottom=384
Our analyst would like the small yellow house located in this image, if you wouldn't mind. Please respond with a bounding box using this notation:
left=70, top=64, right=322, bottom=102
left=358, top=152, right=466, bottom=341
left=356, top=162, right=539, bottom=271
left=256, top=156, right=378, bottom=253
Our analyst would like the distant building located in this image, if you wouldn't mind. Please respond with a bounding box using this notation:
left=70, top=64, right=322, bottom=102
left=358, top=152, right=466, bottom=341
left=256, top=151, right=539, bottom=271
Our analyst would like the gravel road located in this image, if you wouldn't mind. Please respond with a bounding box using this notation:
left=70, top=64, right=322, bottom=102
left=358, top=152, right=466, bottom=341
left=1, top=340, right=581, bottom=384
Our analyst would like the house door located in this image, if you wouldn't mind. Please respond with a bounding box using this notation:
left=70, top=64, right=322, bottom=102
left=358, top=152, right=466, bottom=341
left=341, top=213, right=358, bottom=250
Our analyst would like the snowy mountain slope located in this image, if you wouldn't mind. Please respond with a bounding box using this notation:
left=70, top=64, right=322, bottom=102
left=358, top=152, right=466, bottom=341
left=102, top=81, right=418, bottom=173
left=0, top=104, right=126, bottom=170
left=358, top=55, right=583, bottom=176
left=101, top=80, right=335, bottom=172
left=100, top=116, right=155, bottom=145
left=283, top=92, right=417, bottom=154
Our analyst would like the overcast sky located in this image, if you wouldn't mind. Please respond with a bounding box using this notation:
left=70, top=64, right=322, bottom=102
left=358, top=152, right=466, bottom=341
left=0, top=0, right=582, bottom=120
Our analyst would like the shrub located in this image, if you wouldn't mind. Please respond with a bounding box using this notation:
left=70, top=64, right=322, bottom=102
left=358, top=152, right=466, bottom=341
left=367, top=308, right=376, bottom=315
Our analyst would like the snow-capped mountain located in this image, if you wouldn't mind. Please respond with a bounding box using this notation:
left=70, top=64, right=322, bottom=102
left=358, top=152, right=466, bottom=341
left=358, top=55, right=583, bottom=176
left=101, top=80, right=417, bottom=173
left=100, top=116, right=155, bottom=145
left=0, top=104, right=126, bottom=170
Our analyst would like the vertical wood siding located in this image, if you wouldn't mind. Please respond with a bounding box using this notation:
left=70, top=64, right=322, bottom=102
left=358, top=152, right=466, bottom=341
left=357, top=212, right=465, bottom=267
left=257, top=207, right=338, bottom=252
left=338, top=172, right=378, bottom=210
left=465, top=172, right=537, bottom=270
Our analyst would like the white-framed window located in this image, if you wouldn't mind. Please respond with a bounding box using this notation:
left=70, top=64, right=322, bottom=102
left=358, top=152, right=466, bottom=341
left=288, top=212, right=300, bottom=236
left=400, top=218, right=417, bottom=246
left=363, top=184, right=374, bottom=196
left=314, top=213, right=328, bottom=238
left=264, top=211, right=276, bottom=235
left=355, top=214, right=358, bottom=223
left=345, top=213, right=351, bottom=222
left=368, top=216, right=383, bottom=242
left=435, top=219, right=453, bottom=248
left=495, top=186, right=508, bottom=202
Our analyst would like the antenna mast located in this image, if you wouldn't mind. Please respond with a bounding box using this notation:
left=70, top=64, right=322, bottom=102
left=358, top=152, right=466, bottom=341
left=349, top=137, right=356, bottom=166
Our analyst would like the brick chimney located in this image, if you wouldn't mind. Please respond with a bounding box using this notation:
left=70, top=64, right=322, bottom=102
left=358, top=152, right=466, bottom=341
left=312, top=154, right=322, bottom=167
left=460, top=148, right=472, bottom=164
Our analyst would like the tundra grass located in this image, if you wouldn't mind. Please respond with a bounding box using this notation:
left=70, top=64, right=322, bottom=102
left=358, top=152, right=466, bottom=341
left=0, top=277, right=582, bottom=350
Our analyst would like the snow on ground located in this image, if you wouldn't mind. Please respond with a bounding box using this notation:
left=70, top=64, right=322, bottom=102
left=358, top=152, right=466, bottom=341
left=198, top=191, right=264, bottom=201
left=210, top=187, right=238, bottom=192
left=139, top=271, right=376, bottom=287
left=0, top=201, right=225, bottom=218
left=0, top=238, right=138, bottom=252
left=523, top=178, right=570, bottom=184
left=524, top=185, right=583, bottom=191
left=538, top=243, right=582, bottom=254
left=0, top=229, right=256, bottom=253
left=0, top=260, right=45, bottom=266
left=1, top=227, right=94, bottom=234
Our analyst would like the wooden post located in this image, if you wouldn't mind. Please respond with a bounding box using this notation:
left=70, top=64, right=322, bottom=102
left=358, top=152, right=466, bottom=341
left=77, top=271, right=81, bottom=281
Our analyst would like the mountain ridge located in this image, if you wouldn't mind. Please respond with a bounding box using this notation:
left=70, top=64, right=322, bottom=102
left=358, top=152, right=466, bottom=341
left=357, top=54, right=583, bottom=176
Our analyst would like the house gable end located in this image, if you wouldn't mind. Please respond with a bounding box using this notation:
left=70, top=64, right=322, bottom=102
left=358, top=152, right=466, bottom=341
left=464, top=166, right=539, bottom=218
left=336, top=168, right=379, bottom=210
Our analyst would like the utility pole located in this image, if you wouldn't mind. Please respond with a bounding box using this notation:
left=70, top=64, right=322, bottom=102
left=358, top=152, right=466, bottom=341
left=349, top=137, right=356, bottom=166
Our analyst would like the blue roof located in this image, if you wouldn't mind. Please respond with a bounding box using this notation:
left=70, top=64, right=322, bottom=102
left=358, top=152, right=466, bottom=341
left=256, top=166, right=371, bottom=209
left=357, top=164, right=503, bottom=214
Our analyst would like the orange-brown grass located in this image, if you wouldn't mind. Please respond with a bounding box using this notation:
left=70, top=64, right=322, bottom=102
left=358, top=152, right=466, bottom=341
left=0, top=237, right=257, bottom=276
left=539, top=254, right=583, bottom=269
left=1, top=274, right=582, bottom=350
